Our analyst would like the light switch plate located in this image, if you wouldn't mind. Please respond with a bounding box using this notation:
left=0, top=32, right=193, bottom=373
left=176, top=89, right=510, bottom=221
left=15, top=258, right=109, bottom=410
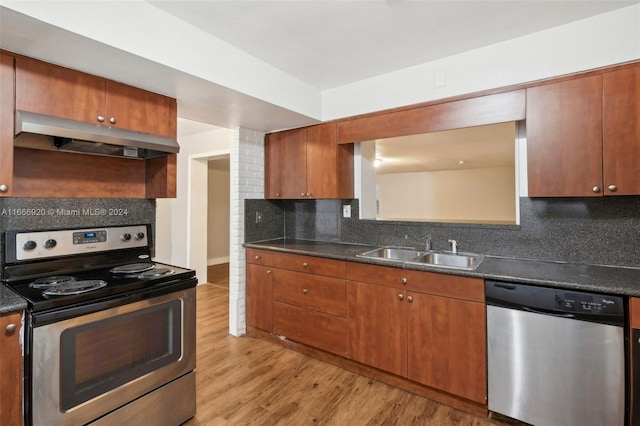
left=342, top=205, right=351, bottom=218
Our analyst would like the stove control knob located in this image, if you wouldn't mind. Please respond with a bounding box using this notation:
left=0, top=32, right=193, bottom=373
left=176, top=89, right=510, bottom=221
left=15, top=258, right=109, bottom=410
left=121, top=233, right=132, bottom=241
left=23, top=240, right=37, bottom=250
left=134, top=232, right=145, bottom=240
left=44, top=239, right=57, bottom=249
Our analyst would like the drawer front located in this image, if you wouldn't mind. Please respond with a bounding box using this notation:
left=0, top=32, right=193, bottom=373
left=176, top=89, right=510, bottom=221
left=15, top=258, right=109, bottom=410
left=346, top=261, right=421, bottom=289
left=273, top=302, right=347, bottom=356
left=246, top=248, right=277, bottom=266
left=407, top=272, right=484, bottom=302
left=273, top=269, right=347, bottom=316
left=247, top=249, right=346, bottom=278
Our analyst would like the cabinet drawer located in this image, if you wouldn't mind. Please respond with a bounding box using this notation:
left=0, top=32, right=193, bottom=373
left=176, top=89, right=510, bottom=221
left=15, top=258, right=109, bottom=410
left=407, top=273, right=484, bottom=303
left=273, top=269, right=346, bottom=317
left=273, top=302, right=347, bottom=356
left=247, top=249, right=346, bottom=278
left=347, top=262, right=422, bottom=289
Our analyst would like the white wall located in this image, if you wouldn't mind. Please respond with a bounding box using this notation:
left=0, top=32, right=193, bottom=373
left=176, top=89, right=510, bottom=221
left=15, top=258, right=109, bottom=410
left=229, top=127, right=265, bottom=336
left=377, top=167, right=516, bottom=223
left=154, top=118, right=232, bottom=283
left=322, top=4, right=640, bottom=120
left=207, top=159, right=230, bottom=265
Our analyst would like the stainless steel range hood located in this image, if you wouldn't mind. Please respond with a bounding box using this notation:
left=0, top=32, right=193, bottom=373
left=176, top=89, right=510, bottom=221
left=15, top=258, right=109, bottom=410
left=14, top=110, right=180, bottom=159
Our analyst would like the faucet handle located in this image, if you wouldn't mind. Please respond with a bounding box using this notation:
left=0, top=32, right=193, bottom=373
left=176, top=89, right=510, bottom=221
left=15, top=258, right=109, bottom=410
left=448, top=239, right=458, bottom=254
left=425, top=236, right=432, bottom=251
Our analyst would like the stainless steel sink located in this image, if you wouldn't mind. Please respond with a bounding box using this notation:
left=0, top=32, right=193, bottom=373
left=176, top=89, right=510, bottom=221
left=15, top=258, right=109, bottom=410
left=410, top=251, right=484, bottom=270
left=358, top=246, right=484, bottom=270
left=357, top=247, right=426, bottom=261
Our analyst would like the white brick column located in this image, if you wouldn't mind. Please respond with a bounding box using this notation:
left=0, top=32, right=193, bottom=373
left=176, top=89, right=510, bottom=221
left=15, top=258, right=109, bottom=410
left=229, top=127, right=265, bottom=336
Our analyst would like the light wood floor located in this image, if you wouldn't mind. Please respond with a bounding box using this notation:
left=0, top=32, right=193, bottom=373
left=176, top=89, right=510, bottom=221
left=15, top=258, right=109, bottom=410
left=186, top=279, right=503, bottom=425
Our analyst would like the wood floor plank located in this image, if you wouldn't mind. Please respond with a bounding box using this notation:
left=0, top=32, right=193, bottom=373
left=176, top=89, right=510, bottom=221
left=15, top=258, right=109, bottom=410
left=185, top=283, right=503, bottom=426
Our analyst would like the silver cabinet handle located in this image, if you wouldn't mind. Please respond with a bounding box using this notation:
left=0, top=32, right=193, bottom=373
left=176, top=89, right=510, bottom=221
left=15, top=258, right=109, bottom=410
left=275, top=193, right=281, bottom=197
left=407, top=296, right=413, bottom=303
left=608, top=184, right=617, bottom=192
left=302, top=262, right=308, bottom=268
left=109, top=117, right=117, bottom=124
left=5, top=323, right=16, bottom=334
left=266, top=269, right=272, bottom=275
left=302, top=289, right=308, bottom=295
left=301, top=192, right=305, bottom=197
left=306, top=193, right=311, bottom=197
left=592, top=186, right=601, bottom=193
left=255, top=255, right=261, bottom=260
left=401, top=278, right=407, bottom=284
left=398, top=293, right=404, bottom=301
left=0, top=184, right=8, bottom=193
left=97, top=115, right=105, bottom=122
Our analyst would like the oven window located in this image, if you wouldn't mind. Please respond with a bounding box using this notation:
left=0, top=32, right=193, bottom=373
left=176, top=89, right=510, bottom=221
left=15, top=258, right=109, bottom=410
left=60, top=300, right=182, bottom=410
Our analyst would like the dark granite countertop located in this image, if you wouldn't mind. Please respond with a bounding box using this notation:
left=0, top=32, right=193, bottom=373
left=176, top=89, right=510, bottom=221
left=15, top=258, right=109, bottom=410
left=0, top=285, right=27, bottom=315
left=245, top=239, right=640, bottom=297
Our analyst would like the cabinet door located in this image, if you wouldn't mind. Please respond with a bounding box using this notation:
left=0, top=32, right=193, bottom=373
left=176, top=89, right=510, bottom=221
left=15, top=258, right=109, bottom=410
left=15, top=56, right=105, bottom=124
left=246, top=263, right=273, bottom=331
left=0, top=53, right=14, bottom=197
left=407, top=292, right=486, bottom=404
left=347, top=281, right=407, bottom=376
left=106, top=81, right=176, bottom=137
left=603, top=65, right=640, bottom=196
left=305, top=122, right=353, bottom=199
left=264, top=128, right=307, bottom=199
left=527, top=75, right=603, bottom=197
left=0, top=312, right=23, bottom=426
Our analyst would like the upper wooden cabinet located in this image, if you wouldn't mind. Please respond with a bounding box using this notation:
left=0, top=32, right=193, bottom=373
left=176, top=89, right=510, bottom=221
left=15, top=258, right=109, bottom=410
left=265, top=122, right=354, bottom=199
left=15, top=57, right=176, bottom=138
left=603, top=66, right=640, bottom=196
left=0, top=53, right=177, bottom=198
left=527, top=63, right=640, bottom=197
left=0, top=53, right=15, bottom=197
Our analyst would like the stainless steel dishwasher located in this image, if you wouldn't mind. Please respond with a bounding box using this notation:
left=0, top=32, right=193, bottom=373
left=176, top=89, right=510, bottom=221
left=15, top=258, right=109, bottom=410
left=486, top=280, right=626, bottom=426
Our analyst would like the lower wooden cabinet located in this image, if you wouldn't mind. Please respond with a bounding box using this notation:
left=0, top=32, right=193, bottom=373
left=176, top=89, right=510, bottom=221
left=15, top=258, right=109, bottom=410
left=407, top=292, right=486, bottom=403
left=347, top=263, right=486, bottom=404
left=246, top=263, right=273, bottom=331
left=246, top=249, right=348, bottom=356
left=347, top=280, right=407, bottom=376
left=0, top=311, right=23, bottom=426
left=246, top=248, right=487, bottom=406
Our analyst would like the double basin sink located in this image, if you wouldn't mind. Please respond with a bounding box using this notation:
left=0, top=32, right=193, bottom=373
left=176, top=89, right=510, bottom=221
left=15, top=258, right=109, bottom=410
left=357, top=247, right=484, bottom=270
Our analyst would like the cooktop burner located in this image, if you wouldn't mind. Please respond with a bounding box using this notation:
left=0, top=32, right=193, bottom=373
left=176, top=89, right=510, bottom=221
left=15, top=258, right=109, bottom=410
left=139, top=267, right=174, bottom=279
left=110, top=262, right=155, bottom=274
left=43, top=280, right=107, bottom=296
left=30, top=275, right=76, bottom=288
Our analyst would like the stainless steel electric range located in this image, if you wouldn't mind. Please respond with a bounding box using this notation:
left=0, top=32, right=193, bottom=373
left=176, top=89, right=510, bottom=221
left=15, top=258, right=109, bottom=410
left=2, top=224, right=197, bottom=426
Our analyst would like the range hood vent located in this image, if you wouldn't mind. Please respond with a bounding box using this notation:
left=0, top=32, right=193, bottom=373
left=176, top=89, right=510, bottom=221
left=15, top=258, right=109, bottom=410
left=14, top=110, right=180, bottom=159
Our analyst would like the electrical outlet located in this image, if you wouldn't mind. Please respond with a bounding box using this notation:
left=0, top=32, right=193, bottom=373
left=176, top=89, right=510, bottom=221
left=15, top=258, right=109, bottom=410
left=342, top=205, right=351, bottom=218
left=255, top=212, right=262, bottom=223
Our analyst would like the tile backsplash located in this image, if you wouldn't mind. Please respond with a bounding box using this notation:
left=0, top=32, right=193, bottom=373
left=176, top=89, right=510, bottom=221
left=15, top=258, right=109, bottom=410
left=246, top=197, right=640, bottom=268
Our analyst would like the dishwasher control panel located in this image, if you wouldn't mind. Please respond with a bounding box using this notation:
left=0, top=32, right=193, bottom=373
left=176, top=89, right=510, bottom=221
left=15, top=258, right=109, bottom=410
left=554, top=292, right=623, bottom=315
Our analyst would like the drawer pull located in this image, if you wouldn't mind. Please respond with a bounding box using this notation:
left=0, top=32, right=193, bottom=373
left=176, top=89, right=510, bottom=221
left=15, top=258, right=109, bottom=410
left=398, top=293, right=404, bottom=301
left=267, top=270, right=272, bottom=275
left=407, top=296, right=413, bottom=303
left=401, top=277, right=407, bottom=284
left=302, top=262, right=308, bottom=268
left=303, top=288, right=308, bottom=295
left=5, top=323, right=16, bottom=334
left=255, top=255, right=261, bottom=260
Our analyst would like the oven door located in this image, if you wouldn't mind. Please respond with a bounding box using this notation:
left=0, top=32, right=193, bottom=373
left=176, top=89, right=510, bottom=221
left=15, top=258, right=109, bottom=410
left=30, top=287, right=195, bottom=426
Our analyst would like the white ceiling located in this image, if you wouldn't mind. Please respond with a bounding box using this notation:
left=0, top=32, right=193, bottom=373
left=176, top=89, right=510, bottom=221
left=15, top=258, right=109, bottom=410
left=148, top=1, right=636, bottom=90
left=1, top=1, right=638, bottom=133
